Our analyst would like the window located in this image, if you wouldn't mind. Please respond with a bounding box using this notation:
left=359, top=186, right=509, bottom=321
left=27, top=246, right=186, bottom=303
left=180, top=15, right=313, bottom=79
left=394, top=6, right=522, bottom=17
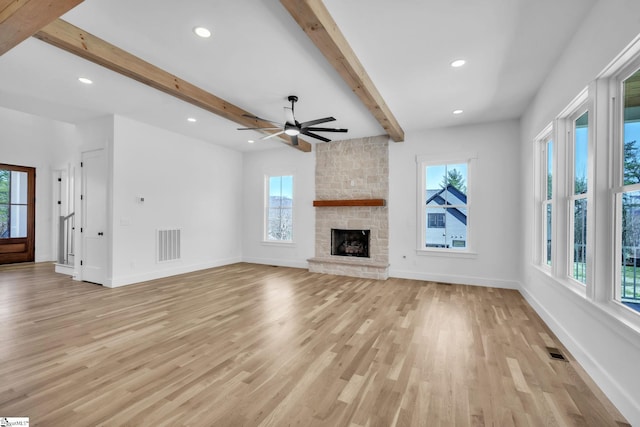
left=427, top=213, right=445, bottom=228
left=265, top=175, right=293, bottom=242
left=0, top=163, right=35, bottom=264
left=0, top=169, right=28, bottom=238
left=569, top=110, right=589, bottom=284
left=541, top=134, right=553, bottom=267
left=418, top=160, right=470, bottom=251
left=615, top=66, right=640, bottom=310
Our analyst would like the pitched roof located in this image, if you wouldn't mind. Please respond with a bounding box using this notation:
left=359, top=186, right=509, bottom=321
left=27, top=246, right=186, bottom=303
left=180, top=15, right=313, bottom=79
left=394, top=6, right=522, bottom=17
left=426, top=184, right=467, bottom=225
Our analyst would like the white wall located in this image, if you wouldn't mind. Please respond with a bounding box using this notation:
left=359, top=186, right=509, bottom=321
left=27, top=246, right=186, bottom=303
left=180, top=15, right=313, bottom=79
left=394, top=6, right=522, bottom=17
left=520, top=0, right=640, bottom=424
left=242, top=146, right=315, bottom=268
left=107, top=116, right=243, bottom=286
left=0, top=106, right=80, bottom=262
left=389, top=120, right=521, bottom=289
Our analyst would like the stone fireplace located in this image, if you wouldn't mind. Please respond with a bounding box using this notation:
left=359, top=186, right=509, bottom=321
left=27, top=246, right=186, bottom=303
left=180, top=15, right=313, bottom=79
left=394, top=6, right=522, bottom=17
left=308, top=135, right=389, bottom=279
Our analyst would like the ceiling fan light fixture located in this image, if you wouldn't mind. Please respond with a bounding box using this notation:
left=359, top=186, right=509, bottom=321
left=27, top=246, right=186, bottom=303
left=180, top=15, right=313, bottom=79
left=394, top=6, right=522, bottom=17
left=285, top=128, right=300, bottom=136
left=193, top=26, right=212, bottom=38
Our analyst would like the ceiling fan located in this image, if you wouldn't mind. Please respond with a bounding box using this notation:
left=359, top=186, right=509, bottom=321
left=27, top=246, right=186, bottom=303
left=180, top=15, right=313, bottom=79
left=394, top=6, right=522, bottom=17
left=237, top=95, right=348, bottom=146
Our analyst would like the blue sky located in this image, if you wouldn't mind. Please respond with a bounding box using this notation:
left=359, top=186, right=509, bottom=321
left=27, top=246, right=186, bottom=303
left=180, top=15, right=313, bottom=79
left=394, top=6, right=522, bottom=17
left=269, top=175, right=293, bottom=199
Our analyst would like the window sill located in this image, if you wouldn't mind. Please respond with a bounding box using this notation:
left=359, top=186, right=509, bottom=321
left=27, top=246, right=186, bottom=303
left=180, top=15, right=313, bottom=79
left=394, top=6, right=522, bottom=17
left=416, top=249, right=478, bottom=259
left=261, top=240, right=296, bottom=247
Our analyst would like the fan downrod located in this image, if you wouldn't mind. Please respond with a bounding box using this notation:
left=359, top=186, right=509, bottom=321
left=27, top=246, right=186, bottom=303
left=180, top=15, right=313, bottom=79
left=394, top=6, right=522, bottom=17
left=288, top=95, right=298, bottom=104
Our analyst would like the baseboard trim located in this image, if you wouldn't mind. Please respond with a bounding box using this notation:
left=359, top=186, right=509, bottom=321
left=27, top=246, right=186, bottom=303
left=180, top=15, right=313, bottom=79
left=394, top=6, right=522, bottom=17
left=54, top=263, right=75, bottom=276
left=241, top=257, right=309, bottom=270
left=388, top=268, right=520, bottom=290
left=105, top=257, right=242, bottom=288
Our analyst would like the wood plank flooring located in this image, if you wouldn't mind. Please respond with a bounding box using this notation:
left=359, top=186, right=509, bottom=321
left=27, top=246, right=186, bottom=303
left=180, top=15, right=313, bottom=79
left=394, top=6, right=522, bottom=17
left=0, top=262, right=630, bottom=426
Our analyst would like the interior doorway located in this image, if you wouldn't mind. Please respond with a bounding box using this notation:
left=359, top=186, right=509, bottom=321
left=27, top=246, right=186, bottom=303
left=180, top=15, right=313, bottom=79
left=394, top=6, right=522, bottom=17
left=0, top=163, right=36, bottom=264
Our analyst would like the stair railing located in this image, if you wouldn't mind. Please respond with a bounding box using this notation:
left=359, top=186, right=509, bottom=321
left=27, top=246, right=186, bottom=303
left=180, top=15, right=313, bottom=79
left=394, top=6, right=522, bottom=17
left=58, top=212, right=75, bottom=265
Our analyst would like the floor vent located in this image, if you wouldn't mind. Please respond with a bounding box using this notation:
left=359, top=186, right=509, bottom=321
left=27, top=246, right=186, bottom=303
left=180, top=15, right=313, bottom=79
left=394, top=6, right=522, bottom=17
left=546, top=347, right=568, bottom=362
left=157, top=229, right=181, bottom=262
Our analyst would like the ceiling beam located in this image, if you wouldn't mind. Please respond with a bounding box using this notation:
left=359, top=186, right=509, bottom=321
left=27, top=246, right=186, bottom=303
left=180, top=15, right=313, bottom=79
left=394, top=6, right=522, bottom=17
left=280, top=0, right=404, bottom=142
left=0, top=0, right=83, bottom=55
left=33, top=19, right=311, bottom=152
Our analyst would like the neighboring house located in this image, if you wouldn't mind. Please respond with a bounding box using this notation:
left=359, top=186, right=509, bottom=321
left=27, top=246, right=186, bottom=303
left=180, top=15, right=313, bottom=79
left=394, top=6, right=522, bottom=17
left=425, top=184, right=467, bottom=249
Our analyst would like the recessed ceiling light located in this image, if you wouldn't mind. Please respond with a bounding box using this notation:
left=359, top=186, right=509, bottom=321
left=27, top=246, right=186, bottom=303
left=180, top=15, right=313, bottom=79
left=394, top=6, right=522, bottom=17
left=248, top=140, right=255, bottom=144
left=453, top=109, right=464, bottom=115
left=78, top=77, right=93, bottom=84
left=451, top=59, right=466, bottom=68
left=193, top=26, right=211, bottom=38
left=187, top=117, right=197, bottom=122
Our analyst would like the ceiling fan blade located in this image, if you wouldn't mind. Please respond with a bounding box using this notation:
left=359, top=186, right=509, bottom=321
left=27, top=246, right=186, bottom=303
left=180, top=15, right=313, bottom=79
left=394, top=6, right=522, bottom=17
left=301, top=130, right=331, bottom=142
left=242, top=113, right=280, bottom=125
left=260, top=130, right=285, bottom=140
left=290, top=134, right=299, bottom=146
left=284, top=107, right=295, bottom=125
left=237, top=127, right=281, bottom=130
left=304, top=127, right=348, bottom=133
left=300, top=117, right=335, bottom=128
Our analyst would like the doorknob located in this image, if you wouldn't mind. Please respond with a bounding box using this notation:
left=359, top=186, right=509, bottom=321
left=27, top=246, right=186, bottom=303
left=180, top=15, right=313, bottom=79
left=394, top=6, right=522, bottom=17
left=98, top=232, right=104, bottom=236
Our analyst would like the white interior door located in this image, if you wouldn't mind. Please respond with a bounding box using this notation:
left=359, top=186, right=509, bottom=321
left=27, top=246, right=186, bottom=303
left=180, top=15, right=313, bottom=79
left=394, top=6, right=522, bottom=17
left=81, top=150, right=107, bottom=285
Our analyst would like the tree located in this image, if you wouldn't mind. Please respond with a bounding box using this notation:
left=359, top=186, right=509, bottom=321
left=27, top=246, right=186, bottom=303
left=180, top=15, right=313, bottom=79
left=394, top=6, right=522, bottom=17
left=624, top=140, right=640, bottom=185
left=441, top=168, right=466, bottom=194
left=622, top=140, right=640, bottom=261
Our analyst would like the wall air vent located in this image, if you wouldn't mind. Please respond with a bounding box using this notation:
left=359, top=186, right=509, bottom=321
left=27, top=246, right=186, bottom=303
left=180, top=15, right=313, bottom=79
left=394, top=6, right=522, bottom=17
left=157, top=229, right=181, bottom=262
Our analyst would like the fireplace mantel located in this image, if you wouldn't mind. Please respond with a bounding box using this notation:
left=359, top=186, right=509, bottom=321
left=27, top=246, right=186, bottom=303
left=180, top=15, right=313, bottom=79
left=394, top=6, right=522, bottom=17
left=313, top=199, right=386, bottom=207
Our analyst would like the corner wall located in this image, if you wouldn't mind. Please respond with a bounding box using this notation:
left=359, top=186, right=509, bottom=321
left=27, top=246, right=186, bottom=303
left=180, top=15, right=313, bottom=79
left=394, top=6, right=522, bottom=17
left=109, top=116, right=243, bottom=286
left=520, top=1, right=640, bottom=423
left=241, top=145, right=316, bottom=268
left=388, top=120, right=522, bottom=289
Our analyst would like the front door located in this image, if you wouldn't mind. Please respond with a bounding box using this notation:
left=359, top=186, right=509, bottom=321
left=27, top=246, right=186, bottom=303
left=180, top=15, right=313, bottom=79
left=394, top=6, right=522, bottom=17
left=81, top=150, right=107, bottom=285
left=0, top=164, right=35, bottom=264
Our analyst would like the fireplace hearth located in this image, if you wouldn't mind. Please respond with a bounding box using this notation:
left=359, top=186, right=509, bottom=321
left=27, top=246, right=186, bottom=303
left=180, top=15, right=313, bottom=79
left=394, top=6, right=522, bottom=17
left=332, top=229, right=370, bottom=258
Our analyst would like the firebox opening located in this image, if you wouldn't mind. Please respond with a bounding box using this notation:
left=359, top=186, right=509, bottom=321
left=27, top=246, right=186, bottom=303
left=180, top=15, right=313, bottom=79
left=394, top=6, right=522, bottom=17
left=331, top=229, right=370, bottom=258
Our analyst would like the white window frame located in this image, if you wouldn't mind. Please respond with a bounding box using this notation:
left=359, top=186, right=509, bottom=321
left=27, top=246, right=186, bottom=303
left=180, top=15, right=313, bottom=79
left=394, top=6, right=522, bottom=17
left=416, top=154, right=476, bottom=257
left=548, top=87, right=592, bottom=296
left=611, top=54, right=640, bottom=313
left=535, top=124, right=554, bottom=270
left=263, top=174, right=294, bottom=244
left=567, top=106, right=590, bottom=286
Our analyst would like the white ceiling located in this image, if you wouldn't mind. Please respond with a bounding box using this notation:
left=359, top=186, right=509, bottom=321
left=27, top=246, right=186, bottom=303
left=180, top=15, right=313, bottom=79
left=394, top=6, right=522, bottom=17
left=0, top=0, right=596, bottom=152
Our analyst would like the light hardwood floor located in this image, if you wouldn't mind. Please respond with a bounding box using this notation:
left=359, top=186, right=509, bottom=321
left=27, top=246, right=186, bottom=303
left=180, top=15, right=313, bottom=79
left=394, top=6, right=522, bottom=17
left=0, top=262, right=630, bottom=426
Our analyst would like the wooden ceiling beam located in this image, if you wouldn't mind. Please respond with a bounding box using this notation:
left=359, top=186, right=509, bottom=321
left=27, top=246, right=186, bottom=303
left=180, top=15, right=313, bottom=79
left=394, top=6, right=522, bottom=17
left=33, top=19, right=311, bottom=152
left=280, top=0, right=404, bottom=142
left=0, top=0, right=83, bottom=55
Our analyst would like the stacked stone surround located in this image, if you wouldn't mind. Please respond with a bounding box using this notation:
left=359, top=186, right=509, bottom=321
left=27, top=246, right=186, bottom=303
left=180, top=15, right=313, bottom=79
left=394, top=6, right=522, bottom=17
left=308, top=135, right=389, bottom=280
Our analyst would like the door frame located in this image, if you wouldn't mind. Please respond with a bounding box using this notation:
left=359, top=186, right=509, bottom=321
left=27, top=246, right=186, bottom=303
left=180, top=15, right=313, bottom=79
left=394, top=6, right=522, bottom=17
left=0, top=163, right=36, bottom=264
